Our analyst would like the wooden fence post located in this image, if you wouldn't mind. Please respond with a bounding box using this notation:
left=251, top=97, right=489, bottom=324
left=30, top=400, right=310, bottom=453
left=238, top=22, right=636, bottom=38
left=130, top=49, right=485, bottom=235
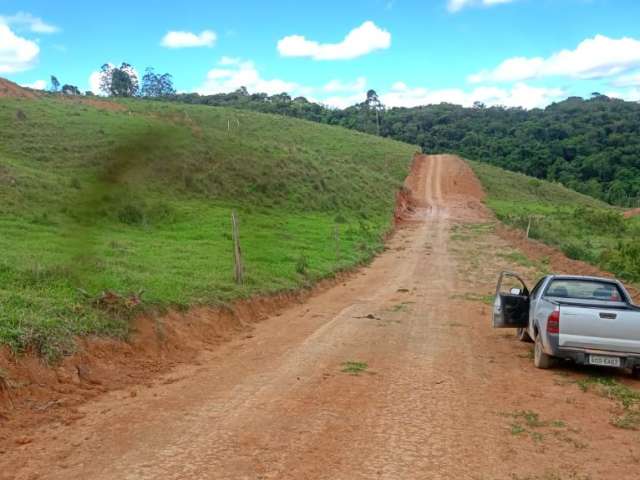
left=231, top=211, right=244, bottom=285
left=526, top=216, right=532, bottom=239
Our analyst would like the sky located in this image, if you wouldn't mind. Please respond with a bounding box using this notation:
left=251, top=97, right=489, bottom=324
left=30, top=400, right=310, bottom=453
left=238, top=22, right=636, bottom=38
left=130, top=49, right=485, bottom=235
left=2, top=0, right=640, bottom=109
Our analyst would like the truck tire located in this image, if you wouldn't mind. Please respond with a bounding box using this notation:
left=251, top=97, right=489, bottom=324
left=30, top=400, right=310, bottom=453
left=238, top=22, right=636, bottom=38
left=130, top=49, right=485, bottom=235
left=534, top=335, right=555, bottom=369
left=517, top=327, right=533, bottom=343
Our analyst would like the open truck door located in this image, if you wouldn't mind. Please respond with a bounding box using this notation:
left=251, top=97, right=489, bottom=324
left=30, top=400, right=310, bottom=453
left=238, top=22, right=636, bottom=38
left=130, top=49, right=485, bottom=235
left=493, top=271, right=530, bottom=328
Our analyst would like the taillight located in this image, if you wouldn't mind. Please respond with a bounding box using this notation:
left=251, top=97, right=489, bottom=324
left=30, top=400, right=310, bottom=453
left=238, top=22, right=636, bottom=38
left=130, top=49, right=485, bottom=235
left=547, top=308, right=560, bottom=334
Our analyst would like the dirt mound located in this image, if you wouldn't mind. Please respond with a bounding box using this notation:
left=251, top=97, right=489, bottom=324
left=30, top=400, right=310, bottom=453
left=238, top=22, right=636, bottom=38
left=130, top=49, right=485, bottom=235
left=624, top=208, right=640, bottom=218
left=0, top=77, right=39, bottom=99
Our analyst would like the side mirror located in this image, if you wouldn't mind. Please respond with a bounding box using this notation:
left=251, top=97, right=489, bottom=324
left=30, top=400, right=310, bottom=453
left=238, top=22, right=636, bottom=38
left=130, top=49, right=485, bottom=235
left=510, top=288, right=522, bottom=295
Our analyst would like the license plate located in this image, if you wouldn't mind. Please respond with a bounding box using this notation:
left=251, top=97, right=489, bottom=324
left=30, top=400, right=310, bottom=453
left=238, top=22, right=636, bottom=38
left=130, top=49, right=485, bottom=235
left=589, top=355, right=621, bottom=367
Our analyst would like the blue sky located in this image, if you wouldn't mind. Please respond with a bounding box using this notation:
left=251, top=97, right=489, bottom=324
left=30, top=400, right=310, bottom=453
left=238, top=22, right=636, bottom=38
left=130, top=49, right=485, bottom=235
left=2, top=0, right=640, bottom=108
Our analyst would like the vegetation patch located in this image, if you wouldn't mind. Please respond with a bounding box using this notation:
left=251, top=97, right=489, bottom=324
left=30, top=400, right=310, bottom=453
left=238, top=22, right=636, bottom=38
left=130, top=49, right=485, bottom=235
left=470, top=161, right=640, bottom=283
left=341, top=361, right=369, bottom=375
left=450, top=292, right=494, bottom=305
left=576, top=376, right=640, bottom=430
left=389, top=302, right=414, bottom=312
left=502, top=410, right=579, bottom=447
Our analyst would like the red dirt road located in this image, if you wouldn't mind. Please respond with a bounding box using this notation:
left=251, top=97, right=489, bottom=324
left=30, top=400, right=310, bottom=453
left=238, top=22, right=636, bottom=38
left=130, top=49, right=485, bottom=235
left=3, top=155, right=639, bottom=480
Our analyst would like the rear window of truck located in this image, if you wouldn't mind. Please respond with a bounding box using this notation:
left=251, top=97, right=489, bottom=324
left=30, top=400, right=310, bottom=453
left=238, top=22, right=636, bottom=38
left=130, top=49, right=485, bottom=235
left=544, top=280, right=624, bottom=301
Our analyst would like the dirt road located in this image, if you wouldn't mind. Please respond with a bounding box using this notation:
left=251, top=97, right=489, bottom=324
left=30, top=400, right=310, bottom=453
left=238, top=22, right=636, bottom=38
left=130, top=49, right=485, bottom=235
left=4, top=155, right=639, bottom=479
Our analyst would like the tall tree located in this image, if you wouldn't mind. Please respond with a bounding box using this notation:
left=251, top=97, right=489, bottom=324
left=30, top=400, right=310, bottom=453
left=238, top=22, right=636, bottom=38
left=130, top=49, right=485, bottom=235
left=50, top=75, right=60, bottom=92
left=99, top=63, right=139, bottom=97
left=361, top=89, right=384, bottom=135
left=61, top=84, right=81, bottom=95
left=140, top=68, right=176, bottom=97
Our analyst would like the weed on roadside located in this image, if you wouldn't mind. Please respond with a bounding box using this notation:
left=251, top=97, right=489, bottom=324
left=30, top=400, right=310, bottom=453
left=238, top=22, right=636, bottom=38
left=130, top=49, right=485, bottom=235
left=502, top=410, right=577, bottom=446
left=449, top=292, right=494, bottom=305
left=389, top=302, right=414, bottom=312
left=576, top=376, right=640, bottom=430
left=341, top=361, right=368, bottom=375
left=517, top=349, right=534, bottom=360
left=498, top=251, right=535, bottom=269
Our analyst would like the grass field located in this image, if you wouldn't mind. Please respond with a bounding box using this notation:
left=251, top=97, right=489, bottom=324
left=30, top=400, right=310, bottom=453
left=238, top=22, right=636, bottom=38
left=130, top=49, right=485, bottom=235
left=0, top=95, right=416, bottom=358
left=470, top=161, right=640, bottom=284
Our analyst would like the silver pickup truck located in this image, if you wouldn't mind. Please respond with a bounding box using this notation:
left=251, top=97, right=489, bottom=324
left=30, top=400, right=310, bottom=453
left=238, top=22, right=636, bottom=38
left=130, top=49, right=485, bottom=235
left=493, top=272, right=640, bottom=376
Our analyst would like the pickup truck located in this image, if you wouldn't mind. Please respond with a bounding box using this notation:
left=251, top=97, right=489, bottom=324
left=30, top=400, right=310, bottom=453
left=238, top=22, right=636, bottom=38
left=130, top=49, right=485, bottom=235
left=493, top=272, right=640, bottom=376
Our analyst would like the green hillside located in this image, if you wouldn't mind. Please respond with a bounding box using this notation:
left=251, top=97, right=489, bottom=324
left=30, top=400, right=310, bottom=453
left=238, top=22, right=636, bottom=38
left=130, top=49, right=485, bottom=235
left=171, top=90, right=640, bottom=207
left=469, top=161, right=640, bottom=283
left=0, top=94, right=416, bottom=358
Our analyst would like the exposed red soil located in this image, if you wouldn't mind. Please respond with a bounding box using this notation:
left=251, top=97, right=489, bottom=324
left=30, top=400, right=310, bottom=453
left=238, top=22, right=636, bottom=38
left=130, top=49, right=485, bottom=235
left=624, top=207, right=640, bottom=218
left=2, top=154, right=639, bottom=480
left=0, top=78, right=39, bottom=99
left=58, top=96, right=127, bottom=112
left=0, top=278, right=357, bottom=444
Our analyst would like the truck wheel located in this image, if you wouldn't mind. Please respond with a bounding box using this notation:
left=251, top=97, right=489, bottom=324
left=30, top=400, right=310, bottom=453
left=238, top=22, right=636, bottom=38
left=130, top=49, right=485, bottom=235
left=534, top=335, right=555, bottom=369
left=517, top=327, right=533, bottom=343
left=632, top=367, right=640, bottom=380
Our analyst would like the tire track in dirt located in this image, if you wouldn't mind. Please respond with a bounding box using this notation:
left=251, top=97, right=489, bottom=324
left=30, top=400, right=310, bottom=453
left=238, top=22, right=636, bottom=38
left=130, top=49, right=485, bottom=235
left=4, top=155, right=640, bottom=480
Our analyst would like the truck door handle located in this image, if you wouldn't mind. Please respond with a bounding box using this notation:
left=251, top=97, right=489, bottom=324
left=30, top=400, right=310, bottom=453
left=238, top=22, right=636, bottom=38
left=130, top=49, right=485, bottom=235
left=599, top=313, right=617, bottom=320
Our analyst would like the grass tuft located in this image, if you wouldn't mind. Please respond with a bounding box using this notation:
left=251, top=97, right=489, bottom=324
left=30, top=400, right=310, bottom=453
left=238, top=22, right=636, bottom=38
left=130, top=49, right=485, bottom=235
left=341, top=361, right=369, bottom=375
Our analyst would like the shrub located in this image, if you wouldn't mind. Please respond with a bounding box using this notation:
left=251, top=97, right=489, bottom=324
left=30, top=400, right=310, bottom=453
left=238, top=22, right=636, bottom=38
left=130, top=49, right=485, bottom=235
left=295, top=254, right=309, bottom=275
left=600, top=242, right=640, bottom=282
left=118, top=203, right=146, bottom=225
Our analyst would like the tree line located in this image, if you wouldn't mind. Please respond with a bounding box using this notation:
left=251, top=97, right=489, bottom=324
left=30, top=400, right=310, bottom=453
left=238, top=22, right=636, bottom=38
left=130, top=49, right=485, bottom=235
left=49, top=62, right=175, bottom=98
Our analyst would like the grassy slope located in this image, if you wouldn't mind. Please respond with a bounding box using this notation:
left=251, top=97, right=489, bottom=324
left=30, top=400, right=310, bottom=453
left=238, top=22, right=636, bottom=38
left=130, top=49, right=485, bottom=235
left=469, top=160, right=640, bottom=283
left=0, top=95, right=416, bottom=358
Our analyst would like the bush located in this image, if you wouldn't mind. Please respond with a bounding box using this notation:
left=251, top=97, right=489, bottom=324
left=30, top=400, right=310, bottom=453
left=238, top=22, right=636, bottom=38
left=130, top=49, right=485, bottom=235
left=601, top=242, right=640, bottom=282
left=118, top=204, right=146, bottom=225
left=561, top=242, right=594, bottom=262
left=576, top=207, right=626, bottom=234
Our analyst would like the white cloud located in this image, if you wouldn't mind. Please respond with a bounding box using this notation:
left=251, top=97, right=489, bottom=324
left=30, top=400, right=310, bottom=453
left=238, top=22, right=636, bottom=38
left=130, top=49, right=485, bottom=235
left=612, top=72, right=640, bottom=87
left=381, top=81, right=563, bottom=109
left=89, top=70, right=103, bottom=94
left=21, top=79, right=46, bottom=90
left=0, top=23, right=39, bottom=73
left=470, top=35, right=640, bottom=83
left=197, top=58, right=298, bottom=95
left=605, top=88, right=640, bottom=102
left=0, top=12, right=59, bottom=34
left=448, top=0, right=516, bottom=13
left=322, top=92, right=368, bottom=109
left=161, top=30, right=216, bottom=48
left=323, top=77, right=367, bottom=93
left=277, top=21, right=391, bottom=60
